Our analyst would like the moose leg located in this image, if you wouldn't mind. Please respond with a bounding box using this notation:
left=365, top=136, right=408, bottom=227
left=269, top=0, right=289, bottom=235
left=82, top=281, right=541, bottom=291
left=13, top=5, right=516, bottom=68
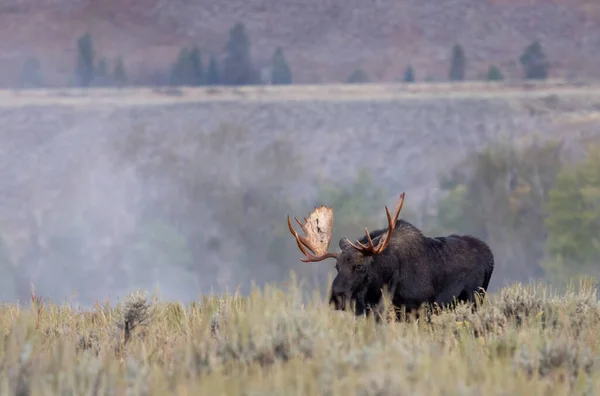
left=354, top=300, right=367, bottom=317
left=432, top=284, right=469, bottom=312
left=458, top=288, right=487, bottom=313
left=397, top=300, right=424, bottom=323
left=372, top=300, right=385, bottom=324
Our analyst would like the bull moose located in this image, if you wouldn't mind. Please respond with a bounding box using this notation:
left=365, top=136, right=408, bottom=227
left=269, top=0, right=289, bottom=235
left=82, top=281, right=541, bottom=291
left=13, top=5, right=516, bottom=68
left=287, top=192, right=494, bottom=321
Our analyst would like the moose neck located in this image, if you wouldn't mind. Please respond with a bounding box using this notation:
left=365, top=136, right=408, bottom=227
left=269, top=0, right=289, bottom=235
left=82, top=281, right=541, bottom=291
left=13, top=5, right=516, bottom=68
left=366, top=255, right=395, bottom=293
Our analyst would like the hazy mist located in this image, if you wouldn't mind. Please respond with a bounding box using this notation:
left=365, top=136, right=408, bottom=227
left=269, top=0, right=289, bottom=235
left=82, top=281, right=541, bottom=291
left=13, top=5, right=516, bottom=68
left=0, top=85, right=595, bottom=310
left=0, top=0, right=599, bottom=307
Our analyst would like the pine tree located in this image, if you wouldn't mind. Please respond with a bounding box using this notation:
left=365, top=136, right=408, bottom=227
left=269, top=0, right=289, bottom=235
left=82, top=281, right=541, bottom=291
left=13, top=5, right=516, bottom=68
left=270, top=47, right=292, bottom=84
left=113, top=57, right=127, bottom=87
left=170, top=47, right=191, bottom=86
left=520, top=40, right=549, bottom=80
left=543, top=145, right=600, bottom=281
left=449, top=43, right=466, bottom=81
left=168, top=46, right=204, bottom=86
left=206, top=55, right=220, bottom=85
left=76, top=33, right=95, bottom=87
left=546, top=145, right=600, bottom=262
left=94, top=57, right=110, bottom=86
left=96, top=58, right=107, bottom=76
left=486, top=64, right=504, bottom=81
left=346, top=68, right=369, bottom=84
left=222, top=22, right=254, bottom=85
left=188, top=45, right=204, bottom=85
left=19, top=57, right=43, bottom=88
left=403, top=65, right=415, bottom=82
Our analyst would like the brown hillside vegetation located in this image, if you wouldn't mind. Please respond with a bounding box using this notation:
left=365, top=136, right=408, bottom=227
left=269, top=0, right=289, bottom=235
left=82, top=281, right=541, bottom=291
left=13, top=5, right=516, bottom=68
left=2, top=0, right=600, bottom=85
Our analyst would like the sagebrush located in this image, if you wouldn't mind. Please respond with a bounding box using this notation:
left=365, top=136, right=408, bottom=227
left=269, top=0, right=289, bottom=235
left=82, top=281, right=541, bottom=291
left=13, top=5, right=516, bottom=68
left=0, top=278, right=599, bottom=395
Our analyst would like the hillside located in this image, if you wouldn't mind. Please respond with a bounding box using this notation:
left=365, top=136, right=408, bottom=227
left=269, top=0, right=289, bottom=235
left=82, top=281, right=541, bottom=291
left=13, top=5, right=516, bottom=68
left=1, top=82, right=600, bottom=304
left=2, top=0, right=600, bottom=86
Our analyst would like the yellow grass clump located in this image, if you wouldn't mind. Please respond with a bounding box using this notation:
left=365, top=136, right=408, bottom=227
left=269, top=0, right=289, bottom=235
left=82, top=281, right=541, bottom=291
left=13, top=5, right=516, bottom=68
left=0, top=278, right=599, bottom=395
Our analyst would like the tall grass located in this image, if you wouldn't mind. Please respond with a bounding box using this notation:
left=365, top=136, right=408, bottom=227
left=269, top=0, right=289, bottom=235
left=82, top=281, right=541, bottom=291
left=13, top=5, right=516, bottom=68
left=0, top=277, right=598, bottom=395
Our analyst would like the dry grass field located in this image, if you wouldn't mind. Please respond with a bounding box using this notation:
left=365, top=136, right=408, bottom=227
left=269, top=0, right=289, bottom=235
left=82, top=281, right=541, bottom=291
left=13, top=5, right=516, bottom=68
left=1, top=277, right=598, bottom=395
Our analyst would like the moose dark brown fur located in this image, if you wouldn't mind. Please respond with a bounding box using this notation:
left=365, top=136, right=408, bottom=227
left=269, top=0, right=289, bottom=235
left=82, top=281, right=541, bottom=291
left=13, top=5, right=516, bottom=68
left=287, top=192, right=494, bottom=321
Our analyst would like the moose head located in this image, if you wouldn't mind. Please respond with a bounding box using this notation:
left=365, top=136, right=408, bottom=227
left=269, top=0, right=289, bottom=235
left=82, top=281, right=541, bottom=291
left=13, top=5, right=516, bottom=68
left=287, top=192, right=406, bottom=312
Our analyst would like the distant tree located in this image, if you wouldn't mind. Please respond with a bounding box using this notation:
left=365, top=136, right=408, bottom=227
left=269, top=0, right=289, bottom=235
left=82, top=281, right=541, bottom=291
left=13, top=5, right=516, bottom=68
left=189, top=45, right=204, bottom=85
left=449, top=43, right=466, bottom=81
left=315, top=167, right=388, bottom=230
left=222, top=22, right=254, bottom=85
left=486, top=64, right=504, bottom=81
left=18, top=57, right=43, bottom=88
left=520, top=40, right=549, bottom=80
left=543, top=144, right=600, bottom=283
left=113, top=56, right=128, bottom=87
left=170, top=47, right=192, bottom=86
left=96, top=58, right=107, bottom=76
left=434, top=139, right=564, bottom=287
left=76, top=33, right=95, bottom=87
left=403, top=65, right=415, bottom=82
left=93, top=57, right=111, bottom=86
left=270, top=47, right=292, bottom=84
left=169, top=45, right=204, bottom=86
left=206, top=55, right=220, bottom=85
left=346, top=68, right=369, bottom=84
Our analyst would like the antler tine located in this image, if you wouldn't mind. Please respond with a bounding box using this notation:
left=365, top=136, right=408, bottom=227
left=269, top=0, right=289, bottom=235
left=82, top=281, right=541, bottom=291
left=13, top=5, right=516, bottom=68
left=291, top=215, right=315, bottom=254
left=288, top=216, right=315, bottom=256
left=287, top=205, right=339, bottom=263
left=288, top=216, right=331, bottom=262
left=346, top=226, right=377, bottom=254
left=347, top=192, right=406, bottom=256
left=373, top=192, right=405, bottom=254
left=364, top=227, right=376, bottom=249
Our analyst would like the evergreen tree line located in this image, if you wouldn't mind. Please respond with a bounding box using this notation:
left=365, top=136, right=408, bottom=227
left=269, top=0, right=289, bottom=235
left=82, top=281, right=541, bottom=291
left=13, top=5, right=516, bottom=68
left=166, top=25, right=291, bottom=87
left=19, top=32, right=128, bottom=89
left=19, top=22, right=292, bottom=89
left=346, top=40, right=549, bottom=84
left=17, top=21, right=550, bottom=88
left=449, top=40, right=549, bottom=82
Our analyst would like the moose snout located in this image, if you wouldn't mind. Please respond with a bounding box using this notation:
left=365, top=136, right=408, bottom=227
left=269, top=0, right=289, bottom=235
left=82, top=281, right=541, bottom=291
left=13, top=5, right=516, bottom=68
left=329, top=280, right=350, bottom=311
left=329, top=293, right=347, bottom=310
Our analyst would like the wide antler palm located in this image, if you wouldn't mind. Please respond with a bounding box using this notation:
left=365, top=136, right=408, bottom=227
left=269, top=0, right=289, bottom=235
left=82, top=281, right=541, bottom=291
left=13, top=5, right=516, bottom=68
left=287, top=205, right=339, bottom=262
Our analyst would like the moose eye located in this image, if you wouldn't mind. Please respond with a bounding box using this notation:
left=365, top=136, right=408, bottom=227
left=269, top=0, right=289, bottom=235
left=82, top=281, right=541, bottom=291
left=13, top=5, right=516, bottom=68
left=355, top=265, right=366, bottom=274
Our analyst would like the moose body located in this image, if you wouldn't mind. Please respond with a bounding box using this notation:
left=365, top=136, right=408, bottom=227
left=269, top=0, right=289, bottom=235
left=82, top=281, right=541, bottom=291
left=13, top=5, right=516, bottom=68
left=287, top=192, right=494, bottom=321
left=331, top=220, right=494, bottom=319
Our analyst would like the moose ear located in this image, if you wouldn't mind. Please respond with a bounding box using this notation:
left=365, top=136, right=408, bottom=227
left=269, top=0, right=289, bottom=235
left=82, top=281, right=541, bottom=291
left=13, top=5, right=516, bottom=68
left=339, top=237, right=350, bottom=250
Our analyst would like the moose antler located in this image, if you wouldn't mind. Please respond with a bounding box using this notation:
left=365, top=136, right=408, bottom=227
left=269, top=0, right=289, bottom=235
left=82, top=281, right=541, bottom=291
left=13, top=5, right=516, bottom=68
left=287, top=205, right=339, bottom=263
left=346, top=192, right=406, bottom=256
